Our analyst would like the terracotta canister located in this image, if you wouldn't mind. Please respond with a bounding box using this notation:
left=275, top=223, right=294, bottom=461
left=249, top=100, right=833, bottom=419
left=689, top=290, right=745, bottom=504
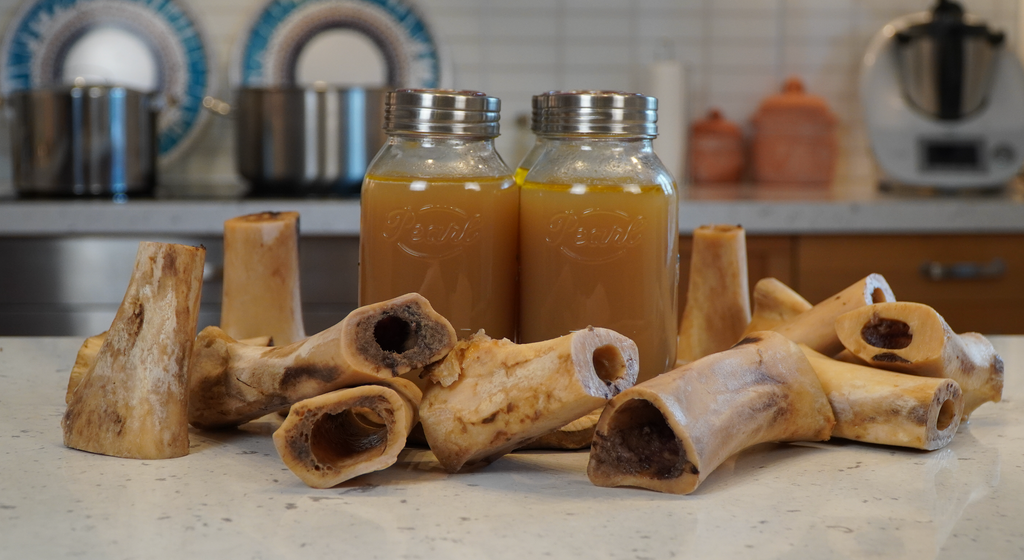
left=752, top=77, right=837, bottom=184
left=688, top=108, right=744, bottom=183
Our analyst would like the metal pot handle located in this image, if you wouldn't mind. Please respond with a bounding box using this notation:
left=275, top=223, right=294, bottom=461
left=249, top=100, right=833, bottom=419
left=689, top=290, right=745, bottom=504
left=202, top=96, right=232, bottom=117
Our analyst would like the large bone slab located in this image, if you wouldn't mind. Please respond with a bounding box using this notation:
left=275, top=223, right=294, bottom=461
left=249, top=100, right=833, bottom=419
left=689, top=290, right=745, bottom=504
left=273, top=378, right=420, bottom=488
left=773, top=274, right=894, bottom=356
left=221, top=211, right=305, bottom=346
left=419, top=328, right=638, bottom=473
left=62, top=242, right=205, bottom=460
left=799, top=345, right=963, bottom=450
left=587, top=331, right=835, bottom=495
left=743, top=277, right=812, bottom=335
left=835, top=301, right=1003, bottom=420
left=677, top=224, right=751, bottom=366
left=188, top=293, right=456, bottom=429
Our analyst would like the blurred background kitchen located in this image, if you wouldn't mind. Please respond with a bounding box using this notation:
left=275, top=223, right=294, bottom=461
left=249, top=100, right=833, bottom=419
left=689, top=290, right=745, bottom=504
left=0, top=0, right=1022, bottom=336
left=0, top=0, right=1018, bottom=194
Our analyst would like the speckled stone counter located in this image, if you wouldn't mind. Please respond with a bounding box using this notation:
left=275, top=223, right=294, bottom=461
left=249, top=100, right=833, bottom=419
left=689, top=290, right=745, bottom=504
left=1, top=180, right=1023, bottom=236
left=1, top=337, right=1021, bottom=559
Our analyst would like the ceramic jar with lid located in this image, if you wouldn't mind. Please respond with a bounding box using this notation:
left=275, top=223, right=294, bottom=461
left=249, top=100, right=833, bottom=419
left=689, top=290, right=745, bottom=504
left=688, top=108, right=745, bottom=183
left=752, top=77, right=838, bottom=184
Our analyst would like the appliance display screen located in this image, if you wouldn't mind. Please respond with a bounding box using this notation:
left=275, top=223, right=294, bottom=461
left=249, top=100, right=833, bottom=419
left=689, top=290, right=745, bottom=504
left=921, top=140, right=984, bottom=171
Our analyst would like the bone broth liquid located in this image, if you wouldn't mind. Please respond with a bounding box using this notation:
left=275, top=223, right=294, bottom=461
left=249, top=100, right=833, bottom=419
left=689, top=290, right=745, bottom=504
left=519, top=91, right=679, bottom=381
left=360, top=175, right=518, bottom=340
left=520, top=182, right=677, bottom=380
left=359, top=90, right=518, bottom=341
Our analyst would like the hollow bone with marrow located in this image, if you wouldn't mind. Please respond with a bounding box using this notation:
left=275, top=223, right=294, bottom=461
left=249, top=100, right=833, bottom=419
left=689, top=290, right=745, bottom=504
left=419, top=327, right=639, bottom=473
left=834, top=301, right=1003, bottom=420
left=772, top=273, right=895, bottom=356
left=188, top=293, right=456, bottom=430
left=587, top=331, right=835, bottom=495
left=799, top=345, right=964, bottom=450
left=273, top=378, right=421, bottom=488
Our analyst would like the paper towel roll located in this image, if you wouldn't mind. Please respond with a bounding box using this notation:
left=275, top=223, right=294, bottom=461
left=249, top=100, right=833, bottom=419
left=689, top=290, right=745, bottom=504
left=646, top=59, right=687, bottom=184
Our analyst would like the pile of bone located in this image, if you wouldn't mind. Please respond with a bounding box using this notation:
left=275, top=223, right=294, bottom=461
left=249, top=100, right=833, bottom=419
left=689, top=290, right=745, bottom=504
left=60, top=215, right=1003, bottom=495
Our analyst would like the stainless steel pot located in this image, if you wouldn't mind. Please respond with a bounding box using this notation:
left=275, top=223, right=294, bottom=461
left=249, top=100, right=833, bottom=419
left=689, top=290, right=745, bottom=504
left=228, top=86, right=388, bottom=196
left=7, top=86, right=157, bottom=197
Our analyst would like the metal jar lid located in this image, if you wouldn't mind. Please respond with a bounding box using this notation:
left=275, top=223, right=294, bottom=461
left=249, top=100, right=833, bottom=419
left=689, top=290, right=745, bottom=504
left=530, top=91, right=557, bottom=133
left=540, top=91, right=658, bottom=138
left=385, top=89, right=501, bottom=136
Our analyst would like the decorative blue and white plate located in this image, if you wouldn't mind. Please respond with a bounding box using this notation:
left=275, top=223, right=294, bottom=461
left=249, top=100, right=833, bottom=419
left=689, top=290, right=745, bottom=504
left=236, top=0, right=439, bottom=88
left=0, top=0, right=214, bottom=163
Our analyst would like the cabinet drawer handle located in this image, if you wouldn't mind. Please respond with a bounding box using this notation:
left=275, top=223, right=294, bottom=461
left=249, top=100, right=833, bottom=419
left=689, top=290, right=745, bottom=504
left=919, top=258, right=1006, bottom=281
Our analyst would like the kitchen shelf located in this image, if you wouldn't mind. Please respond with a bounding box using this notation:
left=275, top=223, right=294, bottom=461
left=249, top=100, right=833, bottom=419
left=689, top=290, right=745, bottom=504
left=1, top=180, right=1023, bottom=236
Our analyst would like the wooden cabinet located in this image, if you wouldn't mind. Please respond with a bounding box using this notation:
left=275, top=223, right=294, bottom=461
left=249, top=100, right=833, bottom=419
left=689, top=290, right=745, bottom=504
left=679, top=233, right=1023, bottom=334
left=796, top=235, right=1024, bottom=335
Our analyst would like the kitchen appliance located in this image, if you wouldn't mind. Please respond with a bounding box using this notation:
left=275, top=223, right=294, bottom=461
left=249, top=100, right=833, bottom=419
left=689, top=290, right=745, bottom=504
left=860, top=0, right=1024, bottom=190
left=231, top=86, right=388, bottom=196
left=7, top=86, right=157, bottom=197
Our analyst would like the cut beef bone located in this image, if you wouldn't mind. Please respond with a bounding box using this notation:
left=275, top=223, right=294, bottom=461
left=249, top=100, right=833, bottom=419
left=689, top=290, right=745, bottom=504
left=274, top=379, right=420, bottom=488
left=419, top=328, right=638, bottom=473
left=800, top=345, right=963, bottom=450
left=188, top=293, right=456, bottom=429
left=677, top=224, right=750, bottom=366
left=588, top=331, right=835, bottom=495
left=221, top=211, right=305, bottom=346
left=835, top=301, right=1003, bottom=420
left=772, top=273, right=894, bottom=356
left=62, top=242, right=205, bottom=460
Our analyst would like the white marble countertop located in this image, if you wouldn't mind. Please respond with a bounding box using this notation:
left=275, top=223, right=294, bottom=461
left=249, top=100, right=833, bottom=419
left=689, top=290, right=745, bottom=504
left=1, top=180, right=1023, bottom=236
left=1, top=336, right=1021, bottom=559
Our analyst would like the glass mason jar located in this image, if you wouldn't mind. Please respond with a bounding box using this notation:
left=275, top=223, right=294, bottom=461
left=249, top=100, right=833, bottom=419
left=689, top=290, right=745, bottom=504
left=359, top=89, right=518, bottom=341
left=513, top=93, right=552, bottom=186
left=519, top=91, right=679, bottom=381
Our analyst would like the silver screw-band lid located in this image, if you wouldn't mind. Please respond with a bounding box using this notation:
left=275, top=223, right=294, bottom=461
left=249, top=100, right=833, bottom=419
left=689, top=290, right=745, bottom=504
left=539, top=91, right=658, bottom=138
left=385, top=89, right=501, bottom=136
left=530, top=91, right=558, bottom=133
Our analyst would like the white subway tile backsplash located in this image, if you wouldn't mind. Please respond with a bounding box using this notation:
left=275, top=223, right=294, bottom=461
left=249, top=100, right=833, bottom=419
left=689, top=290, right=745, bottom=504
left=709, top=43, right=779, bottom=69
left=635, top=13, right=704, bottom=42
left=563, top=0, right=632, bottom=13
left=711, top=0, right=782, bottom=16
left=710, top=16, right=782, bottom=41
left=431, top=13, right=485, bottom=40
left=781, top=38, right=858, bottom=75
left=562, top=68, right=633, bottom=91
left=482, top=13, right=559, bottom=39
left=783, top=14, right=856, bottom=39
left=483, top=41, right=559, bottom=68
left=485, top=69, right=561, bottom=97
left=564, top=13, right=634, bottom=39
left=565, top=42, right=633, bottom=66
